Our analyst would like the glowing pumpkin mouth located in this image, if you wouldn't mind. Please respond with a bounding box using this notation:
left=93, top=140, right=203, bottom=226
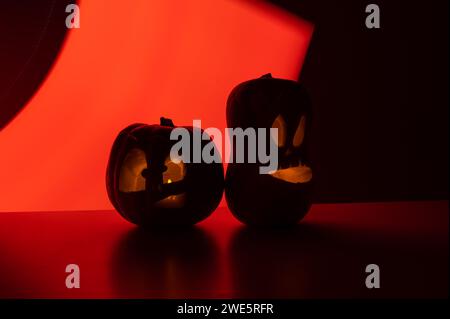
left=270, top=163, right=312, bottom=184
left=155, top=193, right=186, bottom=208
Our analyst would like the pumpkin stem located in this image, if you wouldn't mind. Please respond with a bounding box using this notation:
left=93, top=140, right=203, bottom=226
left=260, top=73, right=272, bottom=79
left=160, top=117, right=174, bottom=127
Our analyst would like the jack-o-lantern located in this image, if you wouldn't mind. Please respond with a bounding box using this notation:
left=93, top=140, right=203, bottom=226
left=225, top=74, right=313, bottom=225
left=106, top=118, right=224, bottom=226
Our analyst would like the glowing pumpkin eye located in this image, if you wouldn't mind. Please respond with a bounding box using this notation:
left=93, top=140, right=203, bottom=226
left=163, top=157, right=185, bottom=184
left=293, top=115, right=306, bottom=147
left=119, top=148, right=147, bottom=192
left=271, top=115, right=287, bottom=148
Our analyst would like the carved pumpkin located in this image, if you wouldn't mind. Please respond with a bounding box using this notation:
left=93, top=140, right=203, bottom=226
left=225, top=74, right=313, bottom=225
left=106, top=118, right=224, bottom=226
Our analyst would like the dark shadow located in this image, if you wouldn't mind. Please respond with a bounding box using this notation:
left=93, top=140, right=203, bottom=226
left=0, top=0, right=74, bottom=130
left=111, top=226, right=220, bottom=298
left=229, top=221, right=448, bottom=298
left=270, top=0, right=449, bottom=202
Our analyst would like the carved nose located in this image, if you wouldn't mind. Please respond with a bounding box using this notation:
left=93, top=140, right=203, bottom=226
left=141, top=163, right=167, bottom=179
left=141, top=168, right=149, bottom=178
left=279, top=148, right=301, bottom=168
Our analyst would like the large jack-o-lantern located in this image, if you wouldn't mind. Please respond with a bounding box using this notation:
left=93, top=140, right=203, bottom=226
left=106, top=118, right=224, bottom=226
left=225, top=74, right=313, bottom=225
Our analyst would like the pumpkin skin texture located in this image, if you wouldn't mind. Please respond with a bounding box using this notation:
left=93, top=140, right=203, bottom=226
left=106, top=118, right=224, bottom=227
left=225, top=74, right=313, bottom=226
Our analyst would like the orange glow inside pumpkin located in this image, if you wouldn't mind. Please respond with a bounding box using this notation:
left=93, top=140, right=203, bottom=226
left=271, top=115, right=287, bottom=148
left=163, top=157, right=185, bottom=184
left=270, top=164, right=312, bottom=183
left=293, top=116, right=306, bottom=147
left=269, top=115, right=312, bottom=183
left=119, top=148, right=147, bottom=192
left=155, top=157, right=186, bottom=208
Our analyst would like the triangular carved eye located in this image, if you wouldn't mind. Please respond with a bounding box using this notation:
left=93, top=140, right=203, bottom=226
left=271, top=115, right=287, bottom=148
left=293, top=116, right=306, bottom=147
left=163, top=156, right=185, bottom=184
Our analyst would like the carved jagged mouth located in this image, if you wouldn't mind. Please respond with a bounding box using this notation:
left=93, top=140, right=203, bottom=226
left=155, top=193, right=186, bottom=208
left=270, top=163, right=312, bottom=184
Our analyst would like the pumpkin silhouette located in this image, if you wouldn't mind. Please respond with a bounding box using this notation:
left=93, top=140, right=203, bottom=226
left=225, top=74, right=313, bottom=225
left=106, top=117, right=224, bottom=226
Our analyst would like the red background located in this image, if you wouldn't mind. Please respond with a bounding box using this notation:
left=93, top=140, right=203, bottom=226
left=0, top=0, right=312, bottom=212
left=0, top=0, right=447, bottom=299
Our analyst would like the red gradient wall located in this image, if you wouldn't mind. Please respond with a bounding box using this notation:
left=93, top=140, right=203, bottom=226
left=0, top=0, right=313, bottom=212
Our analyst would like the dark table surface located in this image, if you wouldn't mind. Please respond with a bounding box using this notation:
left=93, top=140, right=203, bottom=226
left=0, top=201, right=448, bottom=298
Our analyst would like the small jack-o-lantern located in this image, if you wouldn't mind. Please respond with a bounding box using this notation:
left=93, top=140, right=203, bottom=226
left=106, top=118, right=224, bottom=226
left=225, top=74, right=313, bottom=225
